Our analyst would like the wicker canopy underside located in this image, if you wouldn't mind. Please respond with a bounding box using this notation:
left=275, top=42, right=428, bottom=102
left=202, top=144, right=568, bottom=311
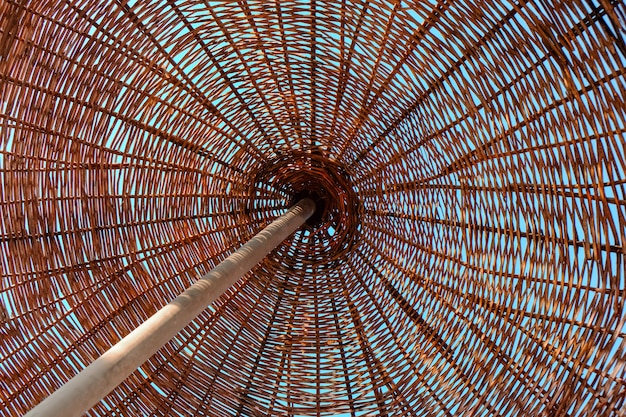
left=1, top=1, right=626, bottom=416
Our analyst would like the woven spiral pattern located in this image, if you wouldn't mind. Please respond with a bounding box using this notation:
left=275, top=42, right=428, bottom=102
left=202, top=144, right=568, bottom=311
left=1, top=1, right=626, bottom=416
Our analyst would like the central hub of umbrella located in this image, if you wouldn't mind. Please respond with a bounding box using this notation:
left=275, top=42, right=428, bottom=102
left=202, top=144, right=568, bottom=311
left=246, top=151, right=361, bottom=267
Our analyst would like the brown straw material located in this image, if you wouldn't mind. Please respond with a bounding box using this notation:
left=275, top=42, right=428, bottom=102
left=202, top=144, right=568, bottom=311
left=1, top=1, right=625, bottom=416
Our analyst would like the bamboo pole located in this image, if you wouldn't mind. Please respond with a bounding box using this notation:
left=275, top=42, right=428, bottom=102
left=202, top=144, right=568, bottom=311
left=25, top=198, right=316, bottom=417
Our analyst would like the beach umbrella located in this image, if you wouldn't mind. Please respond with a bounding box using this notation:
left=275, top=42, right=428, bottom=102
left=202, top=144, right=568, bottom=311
left=1, top=1, right=625, bottom=416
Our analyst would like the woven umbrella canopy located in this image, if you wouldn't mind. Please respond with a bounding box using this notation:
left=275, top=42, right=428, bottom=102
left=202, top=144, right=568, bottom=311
left=2, top=0, right=626, bottom=415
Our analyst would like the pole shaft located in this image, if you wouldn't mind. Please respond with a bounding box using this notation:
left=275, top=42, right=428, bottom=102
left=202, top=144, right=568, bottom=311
left=25, top=198, right=315, bottom=417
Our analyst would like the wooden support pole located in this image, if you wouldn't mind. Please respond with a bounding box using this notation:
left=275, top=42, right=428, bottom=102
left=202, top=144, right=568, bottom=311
left=25, top=199, right=316, bottom=417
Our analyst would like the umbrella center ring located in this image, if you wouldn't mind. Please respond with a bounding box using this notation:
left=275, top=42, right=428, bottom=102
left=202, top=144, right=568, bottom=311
left=246, top=151, right=361, bottom=265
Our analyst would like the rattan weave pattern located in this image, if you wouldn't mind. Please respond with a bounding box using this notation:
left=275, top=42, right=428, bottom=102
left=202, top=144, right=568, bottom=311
left=1, top=0, right=626, bottom=416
